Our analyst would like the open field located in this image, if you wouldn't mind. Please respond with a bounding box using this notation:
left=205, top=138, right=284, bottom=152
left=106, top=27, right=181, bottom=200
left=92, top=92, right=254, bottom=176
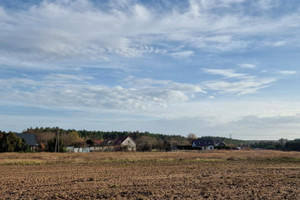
left=0, top=150, right=299, bottom=199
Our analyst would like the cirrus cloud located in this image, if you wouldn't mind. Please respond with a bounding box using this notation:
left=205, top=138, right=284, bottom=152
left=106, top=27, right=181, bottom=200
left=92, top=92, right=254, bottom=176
left=1, top=0, right=300, bottom=69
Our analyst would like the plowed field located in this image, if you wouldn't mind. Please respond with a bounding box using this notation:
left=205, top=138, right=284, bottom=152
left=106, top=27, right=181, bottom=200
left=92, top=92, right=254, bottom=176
left=0, top=151, right=299, bottom=199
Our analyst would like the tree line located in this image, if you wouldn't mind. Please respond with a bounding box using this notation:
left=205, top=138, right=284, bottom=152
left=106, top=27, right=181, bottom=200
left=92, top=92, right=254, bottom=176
left=1, top=128, right=299, bottom=152
left=250, top=139, right=300, bottom=151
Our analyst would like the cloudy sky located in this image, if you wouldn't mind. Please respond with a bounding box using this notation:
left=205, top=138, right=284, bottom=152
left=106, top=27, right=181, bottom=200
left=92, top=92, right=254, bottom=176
left=1, top=0, right=300, bottom=139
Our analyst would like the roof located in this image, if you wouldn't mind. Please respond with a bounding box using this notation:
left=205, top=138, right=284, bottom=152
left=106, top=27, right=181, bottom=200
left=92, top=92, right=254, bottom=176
left=114, top=136, right=132, bottom=145
left=16, top=133, right=38, bottom=146
left=193, top=138, right=215, bottom=147
left=93, top=140, right=102, bottom=145
left=216, top=141, right=228, bottom=147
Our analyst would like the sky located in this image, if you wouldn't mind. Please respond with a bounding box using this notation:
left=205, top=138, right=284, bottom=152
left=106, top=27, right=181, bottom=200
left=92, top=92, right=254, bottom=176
left=0, top=0, right=300, bottom=140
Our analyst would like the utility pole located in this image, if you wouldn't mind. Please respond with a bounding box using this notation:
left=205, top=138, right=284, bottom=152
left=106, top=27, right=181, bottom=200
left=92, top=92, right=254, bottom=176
left=55, top=129, right=59, bottom=152
left=230, top=133, right=232, bottom=154
left=57, top=129, right=59, bottom=152
left=54, top=131, right=57, bottom=153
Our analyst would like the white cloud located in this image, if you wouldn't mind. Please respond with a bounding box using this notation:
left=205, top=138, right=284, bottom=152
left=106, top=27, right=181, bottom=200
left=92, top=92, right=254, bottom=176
left=0, top=68, right=281, bottom=113
left=203, top=68, right=248, bottom=79
left=0, top=73, right=299, bottom=139
left=203, top=68, right=277, bottom=95
left=170, top=50, right=194, bottom=59
left=1, top=0, right=300, bottom=140
left=278, top=70, right=297, bottom=75
left=203, top=78, right=276, bottom=95
left=45, top=73, right=93, bottom=81
left=0, top=76, right=205, bottom=111
left=1, top=0, right=300, bottom=69
left=272, top=41, right=287, bottom=47
left=239, top=64, right=257, bottom=69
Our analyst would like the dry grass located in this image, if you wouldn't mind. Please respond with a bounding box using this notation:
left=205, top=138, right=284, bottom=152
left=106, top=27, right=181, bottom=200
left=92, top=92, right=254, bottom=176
left=0, top=150, right=299, bottom=165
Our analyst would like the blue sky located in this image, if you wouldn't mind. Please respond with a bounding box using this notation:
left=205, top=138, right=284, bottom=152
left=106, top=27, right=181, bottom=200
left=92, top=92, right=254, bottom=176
left=1, top=0, right=300, bottom=139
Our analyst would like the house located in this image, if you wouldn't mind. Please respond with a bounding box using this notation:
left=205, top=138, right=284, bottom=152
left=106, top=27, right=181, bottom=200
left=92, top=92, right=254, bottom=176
left=192, top=138, right=215, bottom=150
left=16, top=133, right=39, bottom=150
left=114, top=136, right=136, bottom=151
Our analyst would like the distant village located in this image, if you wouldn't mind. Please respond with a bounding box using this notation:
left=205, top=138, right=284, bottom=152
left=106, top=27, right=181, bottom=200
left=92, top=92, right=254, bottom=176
left=0, top=127, right=299, bottom=152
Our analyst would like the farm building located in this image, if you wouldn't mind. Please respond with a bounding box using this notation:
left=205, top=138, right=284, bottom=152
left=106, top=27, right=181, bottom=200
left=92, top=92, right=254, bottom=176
left=192, top=138, right=215, bottom=150
left=16, top=133, right=39, bottom=150
left=114, top=136, right=136, bottom=151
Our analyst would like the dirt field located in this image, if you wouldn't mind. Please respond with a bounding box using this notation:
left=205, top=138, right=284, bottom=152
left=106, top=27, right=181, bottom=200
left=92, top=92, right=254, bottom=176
left=0, top=151, right=299, bottom=199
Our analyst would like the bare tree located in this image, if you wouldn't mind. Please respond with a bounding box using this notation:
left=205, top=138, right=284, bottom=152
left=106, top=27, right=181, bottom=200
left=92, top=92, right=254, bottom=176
left=187, top=133, right=197, bottom=145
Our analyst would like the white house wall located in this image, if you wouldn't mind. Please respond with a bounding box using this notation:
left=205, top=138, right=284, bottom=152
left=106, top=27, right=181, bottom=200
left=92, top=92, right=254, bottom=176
left=121, top=137, right=136, bottom=151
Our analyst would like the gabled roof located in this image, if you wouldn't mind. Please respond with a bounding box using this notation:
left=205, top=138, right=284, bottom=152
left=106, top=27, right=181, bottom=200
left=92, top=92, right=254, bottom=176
left=114, top=136, right=132, bottom=145
left=193, top=138, right=215, bottom=147
left=16, top=133, right=38, bottom=146
left=216, top=141, right=228, bottom=147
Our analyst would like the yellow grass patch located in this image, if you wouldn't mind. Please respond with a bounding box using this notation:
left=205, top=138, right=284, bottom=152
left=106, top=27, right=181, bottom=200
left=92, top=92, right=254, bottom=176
left=0, top=150, right=299, bottom=165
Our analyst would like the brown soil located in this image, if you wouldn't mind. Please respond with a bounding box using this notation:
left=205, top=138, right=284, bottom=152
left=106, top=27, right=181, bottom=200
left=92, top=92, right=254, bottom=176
left=0, top=152, right=299, bottom=199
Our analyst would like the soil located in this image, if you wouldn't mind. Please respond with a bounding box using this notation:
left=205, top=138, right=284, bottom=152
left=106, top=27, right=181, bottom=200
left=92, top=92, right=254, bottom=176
left=0, top=158, right=299, bottom=199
